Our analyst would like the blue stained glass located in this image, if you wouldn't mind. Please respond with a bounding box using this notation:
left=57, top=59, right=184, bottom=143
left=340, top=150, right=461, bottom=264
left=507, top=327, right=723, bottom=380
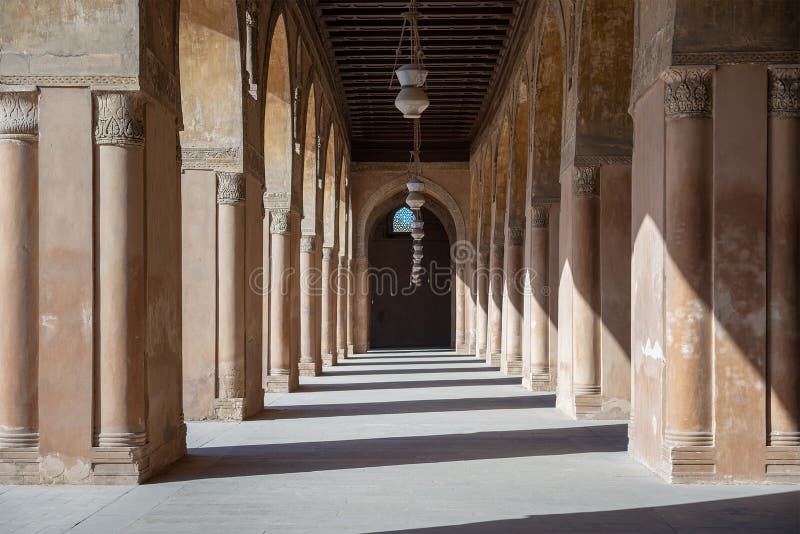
left=392, top=206, right=415, bottom=233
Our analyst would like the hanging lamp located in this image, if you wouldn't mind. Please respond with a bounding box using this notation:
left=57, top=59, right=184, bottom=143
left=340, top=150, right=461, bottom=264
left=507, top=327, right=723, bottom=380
left=391, top=1, right=429, bottom=118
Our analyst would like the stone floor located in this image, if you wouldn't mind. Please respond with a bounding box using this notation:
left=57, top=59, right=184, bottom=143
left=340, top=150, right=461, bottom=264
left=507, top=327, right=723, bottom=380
left=0, top=350, right=797, bottom=533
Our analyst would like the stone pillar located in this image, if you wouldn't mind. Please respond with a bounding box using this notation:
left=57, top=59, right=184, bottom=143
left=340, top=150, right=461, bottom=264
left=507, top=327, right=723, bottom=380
left=0, top=91, right=39, bottom=449
left=354, top=256, right=369, bottom=353
left=336, top=255, right=347, bottom=361
left=529, top=204, right=551, bottom=390
left=501, top=226, right=524, bottom=375
left=94, top=92, right=147, bottom=447
left=474, top=248, right=489, bottom=358
left=485, top=243, right=504, bottom=365
left=467, top=260, right=477, bottom=353
left=267, top=208, right=295, bottom=392
left=320, top=246, right=334, bottom=366
left=455, top=266, right=466, bottom=352
left=572, top=166, right=601, bottom=416
left=768, top=66, right=800, bottom=447
left=346, top=258, right=355, bottom=356
left=662, top=67, right=714, bottom=453
left=299, top=235, right=320, bottom=376
left=215, top=172, right=246, bottom=418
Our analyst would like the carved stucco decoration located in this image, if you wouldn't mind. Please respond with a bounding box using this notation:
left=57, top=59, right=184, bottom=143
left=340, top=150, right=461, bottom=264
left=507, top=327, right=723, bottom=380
left=574, top=166, right=599, bottom=197
left=217, top=172, right=245, bottom=205
left=508, top=226, right=525, bottom=246
left=300, top=235, right=316, bottom=253
left=531, top=204, right=550, bottom=228
left=270, top=209, right=291, bottom=234
left=0, top=91, right=38, bottom=138
left=94, top=92, right=145, bottom=147
left=662, top=66, right=714, bottom=119
left=768, top=67, right=800, bottom=118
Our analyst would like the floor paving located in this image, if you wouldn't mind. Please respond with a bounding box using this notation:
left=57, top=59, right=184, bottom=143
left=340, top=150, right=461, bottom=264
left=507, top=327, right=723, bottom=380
left=1, top=350, right=797, bottom=533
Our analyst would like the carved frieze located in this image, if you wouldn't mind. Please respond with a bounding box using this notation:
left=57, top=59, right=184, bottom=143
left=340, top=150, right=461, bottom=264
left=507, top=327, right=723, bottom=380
left=768, top=67, right=800, bottom=118
left=270, top=209, right=291, bottom=235
left=531, top=204, right=549, bottom=228
left=93, top=92, right=145, bottom=147
left=217, top=172, right=245, bottom=205
left=662, top=66, right=714, bottom=119
left=181, top=146, right=241, bottom=172
left=574, top=166, right=599, bottom=198
left=263, top=190, right=291, bottom=210
left=0, top=91, right=38, bottom=138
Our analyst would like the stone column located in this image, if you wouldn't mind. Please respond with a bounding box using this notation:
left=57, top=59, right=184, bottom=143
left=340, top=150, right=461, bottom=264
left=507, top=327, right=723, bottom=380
left=215, top=172, right=246, bottom=418
left=501, top=226, right=524, bottom=375
left=94, top=92, right=147, bottom=447
left=768, top=66, right=800, bottom=447
left=320, top=246, right=334, bottom=366
left=336, top=255, right=347, bottom=361
left=454, top=266, right=466, bottom=351
left=467, top=260, right=477, bottom=353
left=354, top=256, right=369, bottom=352
left=572, top=166, right=601, bottom=413
left=662, top=67, right=714, bottom=449
left=299, top=235, right=319, bottom=376
left=529, top=205, right=550, bottom=390
left=346, top=258, right=355, bottom=356
left=475, top=248, right=489, bottom=358
left=267, top=208, right=294, bottom=392
left=0, top=91, right=39, bottom=448
left=485, top=242, right=504, bottom=365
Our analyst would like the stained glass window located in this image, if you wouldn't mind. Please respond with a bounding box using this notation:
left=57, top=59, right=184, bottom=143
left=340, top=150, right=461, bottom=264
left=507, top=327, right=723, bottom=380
left=392, top=206, right=415, bottom=233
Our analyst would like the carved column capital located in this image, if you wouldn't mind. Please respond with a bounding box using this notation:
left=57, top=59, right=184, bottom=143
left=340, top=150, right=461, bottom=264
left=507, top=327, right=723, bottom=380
left=477, top=247, right=490, bottom=266
left=270, top=209, right=291, bottom=235
left=661, top=66, right=714, bottom=119
left=0, top=91, right=38, bottom=139
left=93, top=92, right=145, bottom=146
left=300, top=235, right=316, bottom=253
left=574, top=166, right=599, bottom=198
left=508, top=226, right=525, bottom=246
left=217, top=172, right=245, bottom=205
left=322, top=246, right=334, bottom=261
left=768, top=66, right=800, bottom=118
left=531, top=204, right=550, bottom=228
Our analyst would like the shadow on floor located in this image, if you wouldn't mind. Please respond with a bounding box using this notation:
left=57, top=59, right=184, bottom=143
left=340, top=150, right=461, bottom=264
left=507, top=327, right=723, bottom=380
left=335, top=359, right=485, bottom=366
left=155, top=424, right=628, bottom=482
left=366, top=348, right=455, bottom=353
left=368, top=491, right=800, bottom=533
left=327, top=367, right=499, bottom=376
left=345, top=353, right=470, bottom=359
left=297, top=377, right=522, bottom=392
left=256, top=395, right=556, bottom=419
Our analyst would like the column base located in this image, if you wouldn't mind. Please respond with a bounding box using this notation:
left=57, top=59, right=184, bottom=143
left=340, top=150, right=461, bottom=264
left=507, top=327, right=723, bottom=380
left=347, top=343, right=354, bottom=356
left=0, top=423, right=187, bottom=485
left=322, top=353, right=337, bottom=367
left=0, top=447, right=40, bottom=484
left=523, top=370, right=554, bottom=391
left=266, top=373, right=297, bottom=393
left=572, top=394, right=630, bottom=420
left=500, top=357, right=523, bottom=376
left=765, top=446, right=800, bottom=482
left=214, top=397, right=246, bottom=420
left=298, top=361, right=322, bottom=377
left=661, top=442, right=716, bottom=483
left=354, top=344, right=368, bottom=354
left=337, top=347, right=348, bottom=360
left=486, top=350, right=501, bottom=366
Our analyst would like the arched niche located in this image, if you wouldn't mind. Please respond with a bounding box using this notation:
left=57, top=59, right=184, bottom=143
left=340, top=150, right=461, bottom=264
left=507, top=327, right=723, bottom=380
left=263, top=13, right=292, bottom=195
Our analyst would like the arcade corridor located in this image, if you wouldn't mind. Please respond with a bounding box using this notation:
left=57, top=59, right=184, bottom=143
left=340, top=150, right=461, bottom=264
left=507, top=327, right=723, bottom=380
left=0, top=351, right=796, bottom=533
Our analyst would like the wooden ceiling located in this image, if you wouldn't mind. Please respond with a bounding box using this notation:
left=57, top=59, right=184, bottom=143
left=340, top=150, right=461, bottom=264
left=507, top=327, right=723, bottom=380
left=311, top=0, right=523, bottom=161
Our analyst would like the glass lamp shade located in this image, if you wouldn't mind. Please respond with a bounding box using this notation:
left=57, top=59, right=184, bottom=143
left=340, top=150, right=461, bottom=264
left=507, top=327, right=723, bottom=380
left=411, top=229, right=424, bottom=240
left=413, top=252, right=423, bottom=260
left=395, top=86, right=429, bottom=119
left=413, top=244, right=423, bottom=253
left=406, top=190, right=425, bottom=209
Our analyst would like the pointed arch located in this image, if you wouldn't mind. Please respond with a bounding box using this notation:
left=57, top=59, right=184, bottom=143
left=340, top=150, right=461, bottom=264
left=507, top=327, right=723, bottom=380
left=263, top=13, right=292, bottom=194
